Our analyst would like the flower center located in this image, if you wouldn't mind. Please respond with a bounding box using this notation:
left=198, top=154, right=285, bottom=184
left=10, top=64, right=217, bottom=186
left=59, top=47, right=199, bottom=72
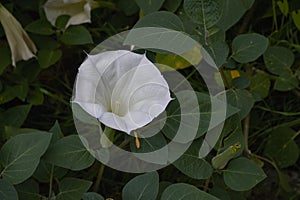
left=113, top=100, right=121, bottom=115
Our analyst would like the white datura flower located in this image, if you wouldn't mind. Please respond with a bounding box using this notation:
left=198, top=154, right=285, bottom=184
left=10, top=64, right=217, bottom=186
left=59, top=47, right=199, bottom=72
left=44, top=0, right=97, bottom=28
left=73, top=50, right=172, bottom=134
left=0, top=3, right=37, bottom=67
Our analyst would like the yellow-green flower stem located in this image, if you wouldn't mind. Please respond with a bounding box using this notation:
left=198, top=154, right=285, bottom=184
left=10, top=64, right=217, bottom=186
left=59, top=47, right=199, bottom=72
left=100, top=126, right=115, bottom=148
left=211, top=142, right=241, bottom=169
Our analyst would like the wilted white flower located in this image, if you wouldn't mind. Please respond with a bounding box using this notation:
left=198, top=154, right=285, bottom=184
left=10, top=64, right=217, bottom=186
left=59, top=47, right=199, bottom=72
left=72, top=50, right=172, bottom=134
left=0, top=3, right=37, bottom=67
left=44, top=0, right=97, bottom=28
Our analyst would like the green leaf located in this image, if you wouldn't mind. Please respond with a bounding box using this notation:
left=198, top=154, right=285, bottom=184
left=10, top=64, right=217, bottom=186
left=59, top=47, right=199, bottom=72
left=25, top=19, right=55, bottom=35
left=0, top=46, right=11, bottom=74
left=157, top=182, right=172, bottom=200
left=173, top=141, right=213, bottom=179
left=264, top=127, right=299, bottom=168
left=134, top=0, right=165, bottom=14
left=163, top=0, right=182, bottom=12
left=15, top=179, right=39, bottom=200
left=130, top=132, right=168, bottom=165
left=205, top=40, right=229, bottom=67
left=292, top=10, right=300, bottom=30
left=263, top=46, right=294, bottom=76
left=183, top=0, right=224, bottom=28
left=277, top=0, right=289, bottom=16
left=249, top=73, right=271, bottom=101
left=55, top=15, right=71, bottom=30
left=3, top=126, right=37, bottom=140
left=43, top=135, right=95, bottom=170
left=60, top=26, right=93, bottom=45
left=56, top=177, right=92, bottom=200
left=117, top=0, right=139, bottom=16
left=216, top=0, right=254, bottom=30
left=223, top=157, right=266, bottom=191
left=33, top=160, right=68, bottom=183
left=122, top=172, right=159, bottom=200
left=0, top=179, right=18, bottom=200
left=161, top=183, right=219, bottom=200
left=49, top=120, right=64, bottom=144
left=38, top=49, right=62, bottom=69
left=0, top=132, right=52, bottom=184
left=274, top=74, right=298, bottom=91
left=232, top=76, right=250, bottom=89
left=0, top=86, right=17, bottom=105
left=232, top=33, right=269, bottom=63
left=13, top=84, right=29, bottom=102
left=219, top=89, right=254, bottom=119
left=162, top=91, right=239, bottom=142
left=82, top=192, right=104, bottom=200
left=134, top=11, right=184, bottom=31
left=0, top=104, right=32, bottom=127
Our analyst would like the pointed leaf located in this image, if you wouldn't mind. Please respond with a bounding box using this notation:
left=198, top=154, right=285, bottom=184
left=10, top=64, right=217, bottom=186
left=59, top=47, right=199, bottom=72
left=122, top=172, right=159, bottom=200
left=56, top=178, right=92, bottom=200
left=223, top=157, right=266, bottom=191
left=0, top=132, right=52, bottom=184
left=43, top=135, right=95, bottom=170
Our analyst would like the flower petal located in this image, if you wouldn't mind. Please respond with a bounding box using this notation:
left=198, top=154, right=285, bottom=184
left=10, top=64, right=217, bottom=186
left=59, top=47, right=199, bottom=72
left=0, top=4, right=37, bottom=67
left=44, top=0, right=93, bottom=28
left=73, top=50, right=172, bottom=134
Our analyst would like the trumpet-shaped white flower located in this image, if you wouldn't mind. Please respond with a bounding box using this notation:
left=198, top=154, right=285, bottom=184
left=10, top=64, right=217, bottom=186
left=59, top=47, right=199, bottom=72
left=73, top=50, right=172, bottom=134
left=44, top=0, right=97, bottom=28
left=0, top=3, right=37, bottom=67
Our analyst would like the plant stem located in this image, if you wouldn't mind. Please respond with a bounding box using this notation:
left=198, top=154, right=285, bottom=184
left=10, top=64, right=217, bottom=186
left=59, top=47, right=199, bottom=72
left=48, top=165, right=54, bottom=200
left=243, top=114, right=251, bottom=154
left=93, top=163, right=105, bottom=192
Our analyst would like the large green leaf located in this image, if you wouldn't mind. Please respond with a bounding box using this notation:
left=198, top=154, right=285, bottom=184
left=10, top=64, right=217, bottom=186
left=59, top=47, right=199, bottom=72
left=249, top=73, right=271, bottom=101
left=25, top=19, right=54, bottom=35
left=216, top=0, right=254, bottom=30
left=232, top=33, right=269, bottom=63
left=0, top=179, right=18, bottom=200
left=56, top=178, right=92, bottom=200
left=0, top=104, right=32, bottom=127
left=173, top=141, right=213, bottom=179
left=184, top=0, right=224, bottom=28
left=15, top=179, right=39, bottom=200
left=161, top=183, right=219, bottom=200
left=135, top=0, right=165, bottom=14
left=122, top=172, right=159, bottom=200
left=264, top=127, right=299, bottom=168
left=43, top=135, right=94, bottom=170
left=223, top=157, right=266, bottom=191
left=133, top=11, right=184, bottom=31
left=60, top=25, right=93, bottom=45
left=263, top=46, right=294, bottom=76
left=0, top=132, right=52, bottom=184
